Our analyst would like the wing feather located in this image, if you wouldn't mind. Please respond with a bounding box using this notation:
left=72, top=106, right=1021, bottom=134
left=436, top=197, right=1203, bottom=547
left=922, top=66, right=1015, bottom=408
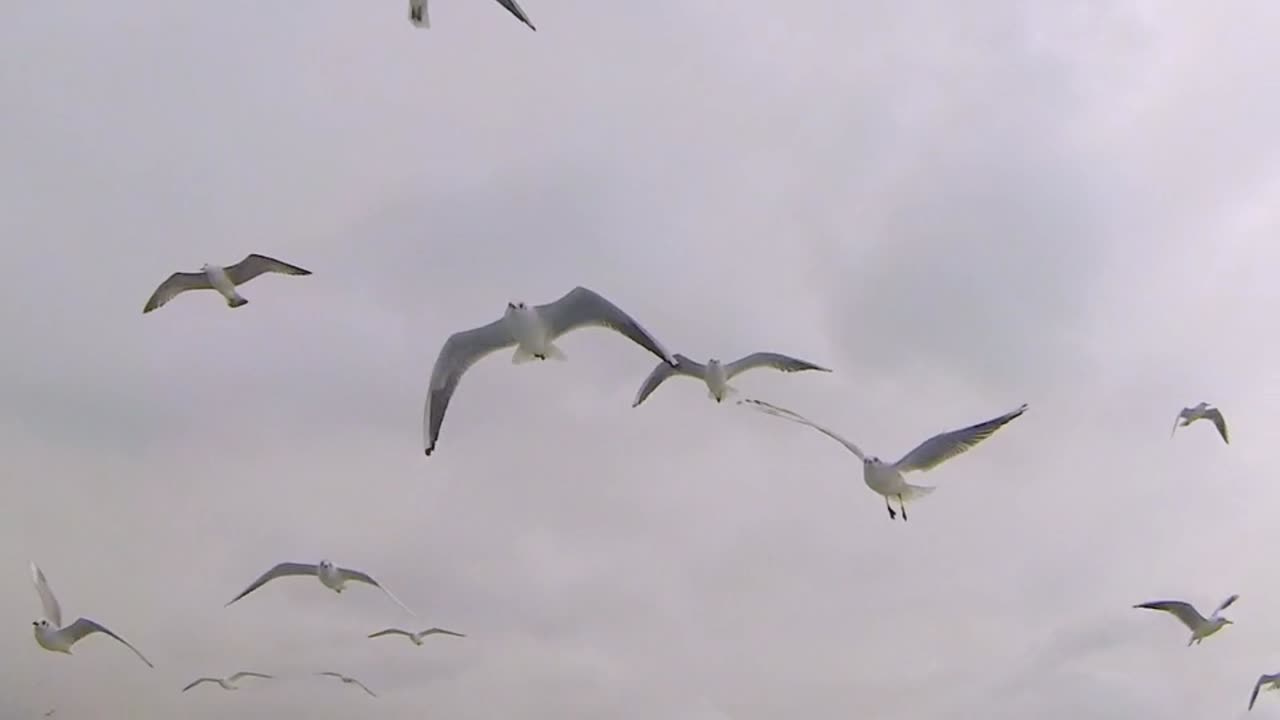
left=892, top=404, right=1028, bottom=473
left=64, top=618, right=154, bottom=667
left=143, top=272, right=212, bottom=313
left=423, top=318, right=515, bottom=455
left=224, top=254, right=311, bottom=286
left=536, top=286, right=676, bottom=366
left=30, top=562, right=62, bottom=628
left=739, top=398, right=865, bottom=460
left=339, top=567, right=416, bottom=616
left=724, top=352, right=830, bottom=380
left=1133, top=600, right=1206, bottom=631
left=632, top=354, right=704, bottom=407
left=225, top=562, right=317, bottom=606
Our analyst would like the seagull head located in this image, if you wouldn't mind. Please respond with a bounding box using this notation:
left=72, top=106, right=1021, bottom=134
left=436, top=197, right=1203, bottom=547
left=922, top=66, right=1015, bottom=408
left=32, top=619, right=49, bottom=629
left=507, top=301, right=527, bottom=310
left=319, top=559, right=334, bottom=569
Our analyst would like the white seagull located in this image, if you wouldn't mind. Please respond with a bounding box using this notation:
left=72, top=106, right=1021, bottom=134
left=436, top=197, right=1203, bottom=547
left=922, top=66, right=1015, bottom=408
left=368, top=626, right=466, bottom=645
left=1133, top=594, right=1239, bottom=646
left=29, top=562, right=153, bottom=668
left=225, top=560, right=415, bottom=616
left=182, top=672, right=275, bottom=693
left=740, top=399, right=1028, bottom=521
left=632, top=352, right=831, bottom=407
left=1171, top=402, right=1229, bottom=444
left=142, top=253, right=311, bottom=313
left=423, top=286, right=677, bottom=456
left=1250, top=672, right=1280, bottom=711
left=408, top=0, right=536, bottom=30
left=316, top=672, right=377, bottom=697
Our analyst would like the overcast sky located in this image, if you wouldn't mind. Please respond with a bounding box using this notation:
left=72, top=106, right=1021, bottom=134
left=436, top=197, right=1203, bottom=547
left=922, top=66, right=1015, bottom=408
left=4, top=1, right=1280, bottom=718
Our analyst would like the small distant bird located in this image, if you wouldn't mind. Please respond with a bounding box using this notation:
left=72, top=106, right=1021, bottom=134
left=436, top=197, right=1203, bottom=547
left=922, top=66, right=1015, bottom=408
left=43, top=710, right=55, bottom=718
left=29, top=562, right=153, bottom=667
left=1133, top=594, right=1239, bottom=645
left=225, top=560, right=415, bottom=616
left=632, top=352, right=830, bottom=407
left=316, top=672, right=377, bottom=697
left=1249, top=673, right=1280, bottom=711
left=423, top=286, right=677, bottom=456
left=182, top=672, right=274, bottom=693
left=740, top=399, right=1028, bottom=521
left=1172, top=402, right=1229, bottom=444
left=142, top=254, right=311, bottom=313
left=367, top=626, right=466, bottom=645
left=408, top=0, right=536, bottom=30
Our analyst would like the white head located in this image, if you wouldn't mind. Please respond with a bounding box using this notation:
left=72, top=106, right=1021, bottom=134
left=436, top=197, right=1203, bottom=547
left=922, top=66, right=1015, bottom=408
left=319, top=559, right=334, bottom=571
left=32, top=618, right=51, bottom=632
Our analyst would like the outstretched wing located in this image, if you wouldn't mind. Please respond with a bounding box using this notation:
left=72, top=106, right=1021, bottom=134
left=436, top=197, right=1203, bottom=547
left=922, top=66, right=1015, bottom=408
left=892, top=404, right=1029, bottom=473
left=423, top=317, right=516, bottom=456
left=408, top=0, right=429, bottom=27
left=181, top=678, right=219, bottom=692
left=1133, top=600, right=1207, bottom=631
left=420, top=627, right=466, bottom=638
left=228, top=671, right=274, bottom=682
left=724, top=352, right=831, bottom=380
left=536, top=286, right=676, bottom=366
left=64, top=617, right=154, bottom=668
left=350, top=678, right=378, bottom=697
left=143, top=272, right=212, bottom=313
left=492, top=0, right=536, bottom=30
left=339, top=567, right=416, bottom=616
left=225, top=562, right=317, bottom=606
left=367, top=628, right=414, bottom=640
left=1204, top=408, right=1230, bottom=444
left=739, top=398, right=865, bottom=460
left=30, top=562, right=62, bottom=628
left=1215, top=593, right=1240, bottom=615
left=224, top=254, right=311, bottom=286
left=1250, top=673, right=1280, bottom=710
left=632, top=354, right=704, bottom=407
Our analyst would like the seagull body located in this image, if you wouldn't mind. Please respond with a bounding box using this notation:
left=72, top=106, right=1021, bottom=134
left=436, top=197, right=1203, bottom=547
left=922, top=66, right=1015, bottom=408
left=142, top=254, right=311, bottom=313
left=740, top=399, right=1028, bottom=521
left=1172, top=402, right=1229, bottom=444
left=29, top=562, right=153, bottom=667
left=1133, top=594, right=1239, bottom=645
left=1250, top=672, right=1280, bottom=710
left=226, top=560, right=415, bottom=616
left=317, top=672, right=377, bottom=697
left=408, top=0, right=536, bottom=30
left=182, top=672, right=274, bottom=693
left=423, top=286, right=677, bottom=455
left=632, top=352, right=830, bottom=407
left=368, top=626, right=466, bottom=645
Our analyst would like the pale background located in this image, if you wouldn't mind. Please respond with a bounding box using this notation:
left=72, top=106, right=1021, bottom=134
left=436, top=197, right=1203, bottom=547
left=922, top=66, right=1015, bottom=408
left=3, top=1, right=1280, bottom=718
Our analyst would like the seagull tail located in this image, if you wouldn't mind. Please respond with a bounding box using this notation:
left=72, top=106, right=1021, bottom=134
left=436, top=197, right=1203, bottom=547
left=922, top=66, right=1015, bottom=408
left=226, top=296, right=249, bottom=309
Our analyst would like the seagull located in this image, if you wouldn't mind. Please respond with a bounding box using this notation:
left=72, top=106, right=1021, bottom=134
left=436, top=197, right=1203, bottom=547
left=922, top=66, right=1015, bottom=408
left=1250, top=673, right=1280, bottom=711
left=740, top=399, right=1028, bottom=521
left=182, top=672, right=275, bottom=693
left=368, top=626, right=466, bottom=645
left=423, top=286, right=677, bottom=456
left=1171, top=402, right=1229, bottom=444
left=29, top=562, right=153, bottom=667
left=632, top=352, right=831, bottom=407
left=225, top=560, right=415, bottom=616
left=316, top=672, right=377, bottom=697
left=1133, top=594, right=1239, bottom=645
left=408, top=0, right=536, bottom=30
left=142, top=254, right=311, bottom=313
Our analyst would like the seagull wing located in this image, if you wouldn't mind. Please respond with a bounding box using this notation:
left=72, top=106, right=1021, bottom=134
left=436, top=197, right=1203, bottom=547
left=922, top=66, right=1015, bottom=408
left=1133, top=600, right=1207, bottom=631
left=632, top=354, right=704, bottom=407
left=367, top=628, right=414, bottom=640
left=423, top=317, right=516, bottom=456
left=181, top=678, right=219, bottom=692
left=351, top=678, right=378, bottom=697
left=739, top=398, right=865, bottom=460
left=408, top=0, right=429, bottom=27
left=493, top=0, right=536, bottom=29
left=30, top=562, right=62, bottom=628
left=225, top=562, right=318, bottom=606
left=724, top=352, right=831, bottom=380
left=228, top=671, right=274, bottom=682
left=1215, top=593, right=1241, bottom=615
left=316, top=672, right=345, bottom=679
left=892, top=403, right=1029, bottom=473
left=339, top=567, right=416, bottom=616
left=536, top=286, right=676, bottom=366
left=1250, top=673, right=1280, bottom=710
left=1205, top=408, right=1230, bottom=444
left=143, top=272, right=212, bottom=313
left=420, top=627, right=466, bottom=638
left=63, top=617, right=154, bottom=668
left=224, top=254, right=311, bottom=286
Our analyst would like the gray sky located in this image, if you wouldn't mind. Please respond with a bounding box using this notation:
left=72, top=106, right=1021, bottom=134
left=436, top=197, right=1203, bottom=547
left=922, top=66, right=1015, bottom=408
left=3, top=1, right=1280, bottom=717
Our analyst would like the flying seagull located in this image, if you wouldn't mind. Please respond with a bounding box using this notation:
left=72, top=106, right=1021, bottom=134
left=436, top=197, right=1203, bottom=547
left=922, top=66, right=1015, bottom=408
left=423, top=286, right=677, bottom=456
left=368, top=626, right=466, bottom=645
left=408, top=0, right=536, bottom=30
left=740, top=399, right=1028, bottom=521
left=1133, top=594, right=1239, bottom=645
left=632, top=352, right=831, bottom=407
left=225, top=560, right=415, bottom=616
left=1171, top=402, right=1229, bottom=444
left=142, top=253, right=311, bottom=313
left=182, top=672, right=275, bottom=693
left=29, top=562, right=153, bottom=667
left=316, top=672, right=377, bottom=697
left=1250, top=672, right=1280, bottom=711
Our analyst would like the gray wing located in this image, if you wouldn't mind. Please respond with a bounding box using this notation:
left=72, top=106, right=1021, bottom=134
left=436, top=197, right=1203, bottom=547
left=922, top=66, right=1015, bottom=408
left=351, top=678, right=378, bottom=697
left=420, top=627, right=466, bottom=638
left=1133, top=600, right=1207, bottom=631
left=739, top=398, right=865, bottom=460
left=338, top=567, right=417, bottom=616
left=535, top=286, right=677, bottom=366
left=143, top=271, right=212, bottom=313
left=724, top=353, right=831, bottom=380
left=224, top=254, right=311, bottom=286
left=423, top=317, right=516, bottom=456
left=368, top=628, right=414, bottom=640
left=1205, top=408, right=1230, bottom=444
left=225, top=562, right=318, bottom=606
left=632, top=354, right=705, bottom=407
left=30, top=562, right=62, bottom=628
left=316, top=671, right=345, bottom=679
left=1215, top=593, right=1241, bottom=615
left=63, top=617, right=154, bottom=668
left=493, top=0, right=536, bottom=29
left=228, top=671, right=274, bottom=682
left=892, top=403, right=1029, bottom=473
left=1250, top=673, right=1280, bottom=710
left=181, top=678, right=219, bottom=692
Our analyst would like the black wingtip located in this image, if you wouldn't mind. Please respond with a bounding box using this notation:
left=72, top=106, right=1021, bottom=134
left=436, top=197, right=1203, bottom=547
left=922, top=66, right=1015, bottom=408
left=424, top=447, right=433, bottom=457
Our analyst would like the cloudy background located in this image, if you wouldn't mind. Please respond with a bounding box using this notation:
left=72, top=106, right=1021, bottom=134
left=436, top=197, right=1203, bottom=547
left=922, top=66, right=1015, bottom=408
left=3, top=0, right=1280, bottom=717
